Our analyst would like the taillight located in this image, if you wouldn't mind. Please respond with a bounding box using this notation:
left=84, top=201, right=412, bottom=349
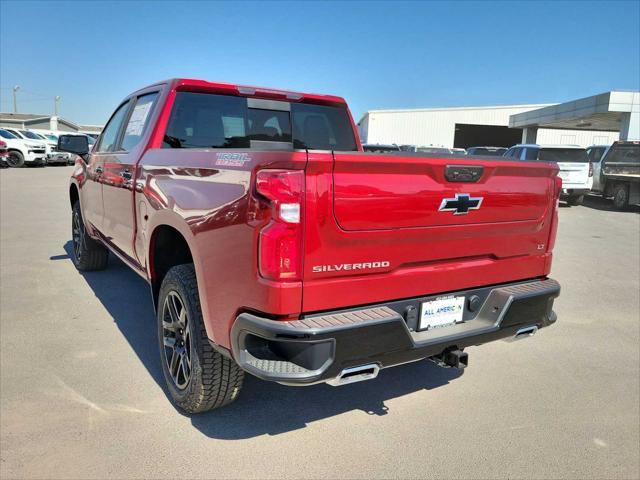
left=588, top=162, right=593, bottom=177
left=256, top=170, right=304, bottom=281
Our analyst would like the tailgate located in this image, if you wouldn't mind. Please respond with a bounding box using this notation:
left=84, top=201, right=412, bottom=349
left=333, top=154, right=551, bottom=230
left=301, top=152, right=559, bottom=313
left=557, top=162, right=589, bottom=186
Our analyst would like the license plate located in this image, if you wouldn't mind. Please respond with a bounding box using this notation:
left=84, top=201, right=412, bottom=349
left=419, top=295, right=465, bottom=331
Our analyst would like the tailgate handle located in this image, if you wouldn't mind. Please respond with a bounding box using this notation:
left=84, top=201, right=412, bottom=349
left=445, top=165, right=484, bottom=183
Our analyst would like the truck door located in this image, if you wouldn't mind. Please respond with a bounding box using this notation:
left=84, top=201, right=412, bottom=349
left=83, top=100, right=131, bottom=234
left=101, top=92, right=159, bottom=263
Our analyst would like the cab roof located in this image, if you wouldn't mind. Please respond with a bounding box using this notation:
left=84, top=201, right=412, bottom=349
left=513, top=144, right=586, bottom=149
left=133, top=78, right=348, bottom=107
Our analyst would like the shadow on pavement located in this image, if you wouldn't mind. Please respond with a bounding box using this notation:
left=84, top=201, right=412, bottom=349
left=57, top=241, right=462, bottom=439
left=581, top=194, right=640, bottom=213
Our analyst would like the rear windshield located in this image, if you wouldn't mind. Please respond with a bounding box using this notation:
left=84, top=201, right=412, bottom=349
left=363, top=145, right=400, bottom=153
left=538, top=148, right=588, bottom=162
left=163, top=92, right=357, bottom=151
left=469, top=148, right=506, bottom=156
left=416, top=147, right=452, bottom=154
left=605, top=144, right=640, bottom=164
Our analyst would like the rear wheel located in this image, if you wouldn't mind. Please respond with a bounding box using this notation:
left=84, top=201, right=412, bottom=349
left=567, top=194, right=583, bottom=206
left=158, top=264, right=244, bottom=413
left=7, top=151, right=24, bottom=167
left=612, top=184, right=629, bottom=210
left=71, top=202, right=109, bottom=270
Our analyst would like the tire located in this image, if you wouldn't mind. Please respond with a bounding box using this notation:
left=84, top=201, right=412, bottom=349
left=7, top=150, right=24, bottom=168
left=158, top=264, right=244, bottom=413
left=567, top=194, right=584, bottom=206
left=612, top=184, right=629, bottom=210
left=71, top=202, right=109, bottom=271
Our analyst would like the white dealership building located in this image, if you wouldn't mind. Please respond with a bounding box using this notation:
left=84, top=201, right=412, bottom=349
left=357, top=91, right=639, bottom=149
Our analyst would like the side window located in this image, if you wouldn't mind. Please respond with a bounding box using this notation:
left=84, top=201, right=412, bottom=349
left=512, top=147, right=523, bottom=159
left=121, top=93, right=158, bottom=151
left=96, top=101, right=130, bottom=153
left=503, top=148, right=514, bottom=158
left=592, top=147, right=605, bottom=162
left=524, top=147, right=538, bottom=161
left=163, top=92, right=249, bottom=149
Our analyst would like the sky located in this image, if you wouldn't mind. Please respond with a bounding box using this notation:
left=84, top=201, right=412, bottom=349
left=1, top=0, right=639, bottom=125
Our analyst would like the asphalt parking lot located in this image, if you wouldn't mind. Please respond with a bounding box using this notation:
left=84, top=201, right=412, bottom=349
left=1, top=166, right=639, bottom=480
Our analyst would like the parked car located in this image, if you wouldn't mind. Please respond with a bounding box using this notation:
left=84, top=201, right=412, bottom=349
left=598, top=141, right=640, bottom=209
left=362, top=143, right=401, bottom=153
left=58, top=78, right=561, bottom=413
left=23, top=130, right=71, bottom=165
left=0, top=140, right=8, bottom=168
left=586, top=144, right=609, bottom=192
left=504, top=144, right=591, bottom=205
left=0, top=129, right=47, bottom=167
left=467, top=146, right=508, bottom=156
left=451, top=148, right=467, bottom=155
left=2, top=128, right=48, bottom=166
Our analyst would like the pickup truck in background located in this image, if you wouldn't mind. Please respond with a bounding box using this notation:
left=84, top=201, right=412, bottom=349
left=599, top=141, right=640, bottom=209
left=59, top=79, right=561, bottom=413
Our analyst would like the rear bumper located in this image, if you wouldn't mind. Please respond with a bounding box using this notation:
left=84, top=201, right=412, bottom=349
left=46, top=152, right=71, bottom=163
left=230, top=278, right=560, bottom=385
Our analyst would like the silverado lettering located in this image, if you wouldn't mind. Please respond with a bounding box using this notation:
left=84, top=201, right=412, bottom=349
left=60, top=78, right=561, bottom=414
left=312, top=261, right=391, bottom=273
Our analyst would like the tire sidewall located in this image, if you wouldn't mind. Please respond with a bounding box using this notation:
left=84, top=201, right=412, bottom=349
left=71, top=203, right=84, bottom=268
left=157, top=268, right=206, bottom=408
left=613, top=185, right=628, bottom=209
left=8, top=151, right=24, bottom=167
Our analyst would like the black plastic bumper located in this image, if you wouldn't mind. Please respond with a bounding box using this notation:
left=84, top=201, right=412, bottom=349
left=230, top=278, right=560, bottom=385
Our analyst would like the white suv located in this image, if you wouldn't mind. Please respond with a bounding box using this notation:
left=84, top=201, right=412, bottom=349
left=504, top=144, right=592, bottom=205
left=0, top=129, right=47, bottom=167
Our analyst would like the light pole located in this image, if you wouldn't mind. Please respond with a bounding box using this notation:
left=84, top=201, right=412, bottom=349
left=54, top=96, right=60, bottom=116
left=12, top=85, right=20, bottom=113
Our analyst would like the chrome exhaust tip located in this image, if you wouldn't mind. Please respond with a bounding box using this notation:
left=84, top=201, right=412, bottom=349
left=327, top=363, right=380, bottom=386
left=506, top=325, right=538, bottom=342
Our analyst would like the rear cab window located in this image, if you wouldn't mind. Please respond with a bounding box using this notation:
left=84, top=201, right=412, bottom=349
left=604, top=143, right=640, bottom=164
left=538, top=148, right=589, bottom=163
left=162, top=92, right=357, bottom=151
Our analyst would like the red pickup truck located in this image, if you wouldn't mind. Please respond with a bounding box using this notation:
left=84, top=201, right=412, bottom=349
left=59, top=79, right=561, bottom=413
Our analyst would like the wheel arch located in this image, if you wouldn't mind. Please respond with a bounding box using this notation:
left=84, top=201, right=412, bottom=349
left=69, top=183, right=79, bottom=209
left=147, top=222, right=195, bottom=310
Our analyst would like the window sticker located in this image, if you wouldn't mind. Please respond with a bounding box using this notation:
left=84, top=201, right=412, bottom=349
left=125, top=100, right=153, bottom=137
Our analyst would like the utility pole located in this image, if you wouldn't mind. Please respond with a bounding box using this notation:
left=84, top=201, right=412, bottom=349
left=12, top=85, right=20, bottom=113
left=54, top=96, right=60, bottom=116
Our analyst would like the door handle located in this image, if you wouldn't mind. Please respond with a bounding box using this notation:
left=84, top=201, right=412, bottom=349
left=120, top=169, right=132, bottom=180
left=95, top=166, right=103, bottom=174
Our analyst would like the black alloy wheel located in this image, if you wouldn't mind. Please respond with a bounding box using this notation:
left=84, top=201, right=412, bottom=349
left=161, top=291, right=192, bottom=390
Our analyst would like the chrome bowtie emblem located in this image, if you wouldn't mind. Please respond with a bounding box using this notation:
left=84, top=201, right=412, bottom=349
left=439, top=193, right=483, bottom=215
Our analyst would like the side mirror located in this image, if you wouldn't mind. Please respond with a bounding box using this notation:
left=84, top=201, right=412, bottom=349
left=58, top=135, right=89, bottom=156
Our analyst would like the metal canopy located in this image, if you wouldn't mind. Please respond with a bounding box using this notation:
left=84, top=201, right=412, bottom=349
left=509, top=91, right=639, bottom=132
